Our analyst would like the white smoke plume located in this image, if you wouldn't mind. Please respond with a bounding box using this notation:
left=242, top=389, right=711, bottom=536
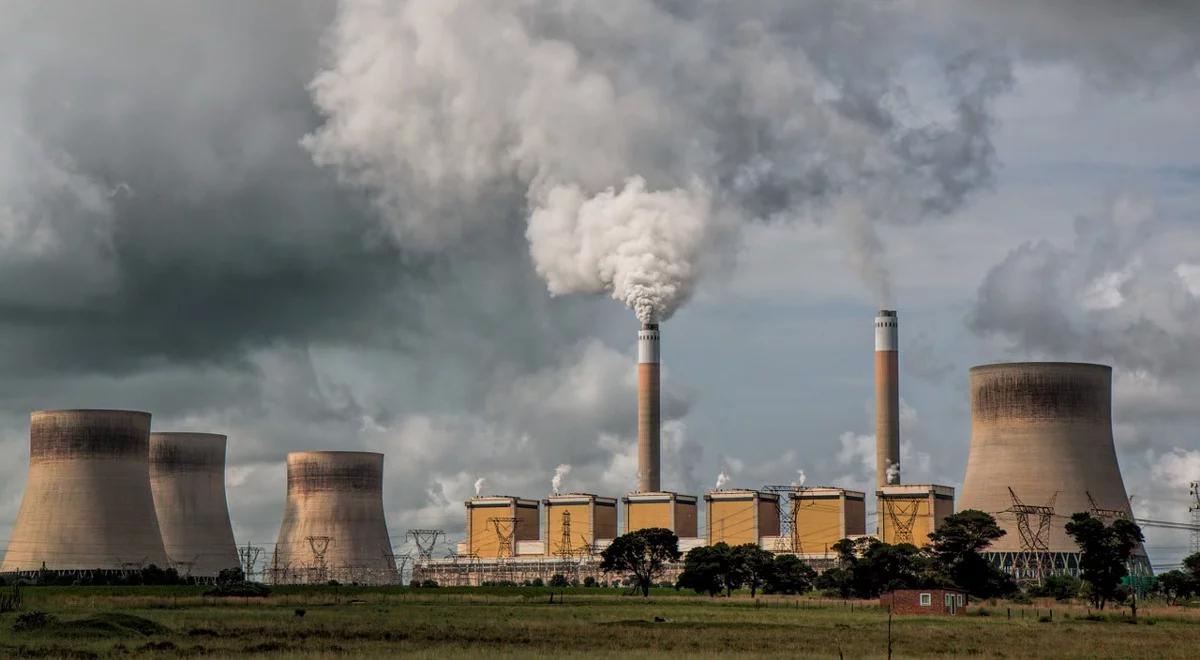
left=885, top=459, right=901, bottom=486
left=715, top=471, right=730, bottom=490
left=551, top=464, right=571, bottom=495
left=304, top=0, right=1014, bottom=314
left=473, top=477, right=485, bottom=497
left=792, top=469, right=807, bottom=488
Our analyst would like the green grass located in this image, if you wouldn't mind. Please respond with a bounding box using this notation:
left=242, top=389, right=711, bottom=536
left=1, top=586, right=1198, bottom=658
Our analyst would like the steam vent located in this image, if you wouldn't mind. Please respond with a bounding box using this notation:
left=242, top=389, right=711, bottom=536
left=958, top=362, right=1149, bottom=578
left=268, top=451, right=397, bottom=585
left=1, top=409, right=170, bottom=572
left=149, top=433, right=239, bottom=577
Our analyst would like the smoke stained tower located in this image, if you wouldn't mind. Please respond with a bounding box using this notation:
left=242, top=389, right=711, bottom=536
left=149, top=433, right=239, bottom=577
left=269, top=451, right=397, bottom=585
left=637, top=322, right=661, bottom=492
left=959, top=362, right=1149, bottom=578
left=1, top=410, right=169, bottom=572
left=875, top=310, right=900, bottom=487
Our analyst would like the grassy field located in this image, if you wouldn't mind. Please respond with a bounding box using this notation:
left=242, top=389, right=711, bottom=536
left=0, top=585, right=1198, bottom=658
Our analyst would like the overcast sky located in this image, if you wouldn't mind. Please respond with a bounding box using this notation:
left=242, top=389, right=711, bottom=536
left=0, top=1, right=1197, bottom=571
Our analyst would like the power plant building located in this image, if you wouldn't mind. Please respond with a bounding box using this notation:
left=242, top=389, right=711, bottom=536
left=465, top=496, right=540, bottom=558
left=269, top=451, right=397, bottom=585
left=543, top=493, right=617, bottom=557
left=705, top=489, right=780, bottom=546
left=149, top=432, right=239, bottom=577
left=624, top=491, right=698, bottom=538
left=791, top=487, right=866, bottom=556
left=2, top=410, right=170, bottom=572
left=876, top=484, right=954, bottom=546
left=959, top=362, right=1149, bottom=579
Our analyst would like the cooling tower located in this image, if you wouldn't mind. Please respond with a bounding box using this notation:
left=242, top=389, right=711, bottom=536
left=1, top=409, right=169, bottom=572
left=959, top=363, right=1147, bottom=573
left=149, top=433, right=239, bottom=577
left=875, top=310, right=900, bottom=487
left=637, top=322, right=661, bottom=492
left=269, top=451, right=397, bottom=585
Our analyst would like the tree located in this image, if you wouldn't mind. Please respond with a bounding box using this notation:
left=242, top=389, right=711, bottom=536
left=852, top=542, right=936, bottom=597
left=600, top=527, right=681, bottom=597
left=1064, top=512, right=1145, bottom=610
left=733, top=544, right=776, bottom=597
left=1032, top=574, right=1082, bottom=602
left=1154, top=570, right=1194, bottom=606
left=927, top=510, right=1015, bottom=598
left=764, top=554, right=816, bottom=595
left=676, top=543, right=745, bottom=596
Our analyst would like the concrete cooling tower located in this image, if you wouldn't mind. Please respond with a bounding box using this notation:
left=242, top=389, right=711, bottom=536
left=149, top=433, right=239, bottom=577
left=268, top=451, right=397, bottom=585
left=1, top=410, right=169, bottom=573
left=959, top=362, right=1149, bottom=579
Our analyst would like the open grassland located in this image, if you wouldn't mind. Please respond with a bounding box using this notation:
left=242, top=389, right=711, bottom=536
left=1, top=586, right=1199, bottom=658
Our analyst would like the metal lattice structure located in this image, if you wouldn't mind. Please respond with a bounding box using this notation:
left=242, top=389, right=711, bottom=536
left=238, top=545, right=263, bottom=580
left=488, top=517, right=519, bottom=584
left=1004, top=488, right=1056, bottom=584
left=1086, top=491, right=1128, bottom=521
left=764, top=485, right=806, bottom=554
left=881, top=498, right=919, bottom=545
left=407, top=529, right=445, bottom=563
left=305, top=535, right=332, bottom=583
left=1191, top=482, right=1200, bottom=555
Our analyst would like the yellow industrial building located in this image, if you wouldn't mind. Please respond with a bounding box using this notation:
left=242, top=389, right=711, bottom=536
left=791, top=487, right=866, bottom=555
left=543, top=493, right=618, bottom=556
left=876, top=484, right=954, bottom=546
left=623, top=491, right=698, bottom=537
left=705, top=489, right=780, bottom=546
left=465, top=496, right=540, bottom=558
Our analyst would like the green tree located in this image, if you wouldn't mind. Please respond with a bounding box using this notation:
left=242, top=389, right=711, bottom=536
left=1064, top=512, right=1145, bottom=610
left=600, top=527, right=681, bottom=597
left=764, top=554, right=816, bottom=595
left=1154, top=570, right=1194, bottom=605
left=852, top=542, right=935, bottom=597
left=1032, top=574, right=1082, bottom=601
left=676, top=543, right=745, bottom=596
left=926, top=509, right=1015, bottom=597
left=733, top=544, right=776, bottom=597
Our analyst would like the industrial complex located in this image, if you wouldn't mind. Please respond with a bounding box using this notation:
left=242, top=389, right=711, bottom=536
left=0, top=310, right=1172, bottom=587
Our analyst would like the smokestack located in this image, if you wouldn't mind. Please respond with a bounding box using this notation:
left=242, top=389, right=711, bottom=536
left=1, top=410, right=169, bottom=572
left=149, top=433, right=239, bottom=577
left=637, top=322, right=661, bottom=492
left=269, top=451, right=397, bottom=585
left=875, top=310, right=900, bottom=488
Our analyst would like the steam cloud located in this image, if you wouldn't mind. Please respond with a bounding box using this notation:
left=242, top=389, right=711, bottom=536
left=304, top=0, right=1014, bottom=313
left=792, top=470, right=807, bottom=488
left=473, top=477, right=486, bottom=497
left=551, top=464, right=571, bottom=495
left=715, top=471, right=730, bottom=490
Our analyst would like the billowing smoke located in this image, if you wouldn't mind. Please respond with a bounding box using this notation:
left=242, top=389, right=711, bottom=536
left=473, top=477, right=486, bottom=497
left=715, top=471, right=730, bottom=490
left=551, top=464, right=571, bottom=495
left=304, top=0, right=1013, bottom=313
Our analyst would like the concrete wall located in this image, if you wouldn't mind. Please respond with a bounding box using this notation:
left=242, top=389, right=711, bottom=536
left=2, top=410, right=169, bottom=572
left=149, top=432, right=239, bottom=577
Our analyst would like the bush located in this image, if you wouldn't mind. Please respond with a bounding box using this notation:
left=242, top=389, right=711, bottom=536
left=420, top=579, right=439, bottom=588
left=548, top=575, right=569, bottom=588
left=583, top=576, right=597, bottom=588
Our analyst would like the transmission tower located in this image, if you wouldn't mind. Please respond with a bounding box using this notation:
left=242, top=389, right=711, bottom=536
left=1190, top=481, right=1200, bottom=554
left=1086, top=491, right=1128, bottom=521
left=764, top=485, right=806, bottom=554
left=556, top=511, right=577, bottom=582
left=881, top=498, right=919, bottom=545
left=306, top=535, right=332, bottom=583
left=1005, top=488, right=1056, bottom=584
left=489, top=517, right=519, bottom=584
left=238, top=545, right=263, bottom=580
left=407, top=529, right=445, bottom=563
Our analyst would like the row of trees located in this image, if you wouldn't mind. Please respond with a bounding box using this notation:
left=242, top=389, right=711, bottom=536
left=600, top=510, right=1151, bottom=610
